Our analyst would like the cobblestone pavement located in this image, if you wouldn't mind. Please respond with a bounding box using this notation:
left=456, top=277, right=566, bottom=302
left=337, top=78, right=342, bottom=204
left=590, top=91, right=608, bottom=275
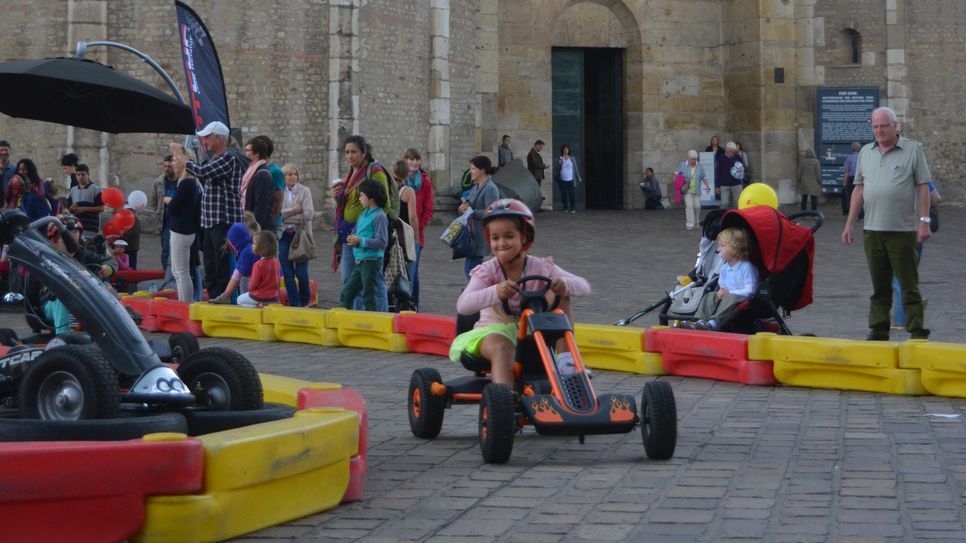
left=4, top=202, right=966, bottom=542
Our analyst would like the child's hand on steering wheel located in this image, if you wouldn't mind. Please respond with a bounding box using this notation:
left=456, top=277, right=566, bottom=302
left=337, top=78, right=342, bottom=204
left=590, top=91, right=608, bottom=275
left=496, top=279, right=519, bottom=301
left=549, top=277, right=567, bottom=295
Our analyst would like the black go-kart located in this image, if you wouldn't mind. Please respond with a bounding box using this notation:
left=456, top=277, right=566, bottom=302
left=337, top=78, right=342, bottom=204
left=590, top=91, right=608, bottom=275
left=407, top=275, right=678, bottom=464
left=0, top=210, right=273, bottom=438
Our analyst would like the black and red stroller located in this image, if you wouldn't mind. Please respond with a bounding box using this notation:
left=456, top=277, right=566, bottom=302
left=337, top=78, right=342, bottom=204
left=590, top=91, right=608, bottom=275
left=617, top=206, right=822, bottom=335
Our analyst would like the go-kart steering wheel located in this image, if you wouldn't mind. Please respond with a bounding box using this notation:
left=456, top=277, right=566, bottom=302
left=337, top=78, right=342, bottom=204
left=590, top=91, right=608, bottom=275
left=502, top=275, right=560, bottom=316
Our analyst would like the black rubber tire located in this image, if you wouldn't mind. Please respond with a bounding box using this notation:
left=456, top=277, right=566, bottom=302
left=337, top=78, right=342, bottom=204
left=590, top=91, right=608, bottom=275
left=18, top=345, right=120, bottom=420
left=0, top=412, right=188, bottom=442
left=479, top=383, right=515, bottom=464
left=181, top=403, right=295, bottom=436
left=641, top=380, right=677, bottom=460
left=168, top=332, right=200, bottom=364
left=177, top=347, right=263, bottom=411
left=408, top=368, right=446, bottom=438
left=0, top=327, right=19, bottom=347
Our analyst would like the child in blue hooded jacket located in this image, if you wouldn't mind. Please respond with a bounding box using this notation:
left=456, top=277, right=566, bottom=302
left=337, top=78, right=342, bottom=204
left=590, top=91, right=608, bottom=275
left=209, top=219, right=259, bottom=304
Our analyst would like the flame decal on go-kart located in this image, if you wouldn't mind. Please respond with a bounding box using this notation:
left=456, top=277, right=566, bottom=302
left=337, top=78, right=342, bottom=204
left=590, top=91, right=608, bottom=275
left=609, top=396, right=636, bottom=423
left=530, top=397, right=563, bottom=423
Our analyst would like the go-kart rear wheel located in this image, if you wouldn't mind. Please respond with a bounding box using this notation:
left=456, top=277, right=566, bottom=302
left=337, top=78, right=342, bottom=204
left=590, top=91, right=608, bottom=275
left=641, top=380, right=677, bottom=460
left=177, top=347, right=263, bottom=411
left=18, top=345, right=120, bottom=420
left=168, top=332, right=200, bottom=364
left=408, top=368, right=445, bottom=438
left=479, top=383, right=515, bottom=464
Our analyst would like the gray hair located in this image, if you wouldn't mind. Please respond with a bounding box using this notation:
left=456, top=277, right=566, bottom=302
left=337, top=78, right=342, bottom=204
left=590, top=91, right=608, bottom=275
left=687, top=150, right=698, bottom=159
left=725, top=141, right=737, bottom=151
left=872, top=107, right=897, bottom=123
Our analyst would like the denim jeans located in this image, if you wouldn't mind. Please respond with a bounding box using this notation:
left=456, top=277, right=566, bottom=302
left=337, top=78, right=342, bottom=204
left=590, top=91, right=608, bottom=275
left=169, top=230, right=195, bottom=302
left=891, top=243, right=924, bottom=327
left=279, top=230, right=311, bottom=307
left=340, top=242, right=387, bottom=311
left=160, top=223, right=171, bottom=271
left=557, top=179, right=576, bottom=211
left=408, top=243, right=422, bottom=308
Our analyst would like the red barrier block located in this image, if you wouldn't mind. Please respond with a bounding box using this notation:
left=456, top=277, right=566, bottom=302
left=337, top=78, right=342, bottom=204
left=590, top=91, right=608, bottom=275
left=0, top=435, right=204, bottom=543
left=151, top=289, right=181, bottom=301
left=299, top=386, right=368, bottom=503
left=120, top=297, right=160, bottom=332
left=152, top=298, right=205, bottom=336
left=279, top=279, right=318, bottom=307
left=394, top=313, right=457, bottom=356
left=644, top=327, right=777, bottom=386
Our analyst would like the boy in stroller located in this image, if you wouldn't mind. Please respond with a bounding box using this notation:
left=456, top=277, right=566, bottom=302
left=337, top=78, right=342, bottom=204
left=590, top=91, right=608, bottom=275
left=675, top=226, right=757, bottom=330
left=617, top=205, right=822, bottom=335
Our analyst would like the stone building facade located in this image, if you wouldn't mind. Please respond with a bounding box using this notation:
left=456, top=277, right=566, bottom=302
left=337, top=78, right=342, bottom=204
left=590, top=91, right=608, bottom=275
left=0, top=0, right=962, bottom=229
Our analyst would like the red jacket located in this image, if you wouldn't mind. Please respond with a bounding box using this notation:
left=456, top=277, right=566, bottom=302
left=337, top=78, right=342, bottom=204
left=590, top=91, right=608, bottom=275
left=248, top=257, right=281, bottom=302
left=415, top=170, right=434, bottom=247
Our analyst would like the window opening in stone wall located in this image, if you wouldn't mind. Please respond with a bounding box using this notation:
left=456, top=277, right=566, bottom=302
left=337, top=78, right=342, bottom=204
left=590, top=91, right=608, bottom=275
left=841, top=28, right=862, bottom=65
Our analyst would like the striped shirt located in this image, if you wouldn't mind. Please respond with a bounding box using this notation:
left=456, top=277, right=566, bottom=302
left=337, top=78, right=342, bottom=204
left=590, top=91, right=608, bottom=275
left=186, top=151, right=244, bottom=228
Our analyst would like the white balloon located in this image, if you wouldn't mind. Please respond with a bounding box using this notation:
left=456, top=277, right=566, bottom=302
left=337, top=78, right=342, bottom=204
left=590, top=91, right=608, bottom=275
left=128, top=190, right=148, bottom=210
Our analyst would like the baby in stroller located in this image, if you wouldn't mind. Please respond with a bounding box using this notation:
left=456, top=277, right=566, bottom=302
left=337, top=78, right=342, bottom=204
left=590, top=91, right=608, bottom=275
left=674, top=226, right=757, bottom=331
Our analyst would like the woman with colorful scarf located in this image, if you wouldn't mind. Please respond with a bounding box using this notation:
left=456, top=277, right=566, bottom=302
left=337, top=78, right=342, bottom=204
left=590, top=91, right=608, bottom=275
left=3, top=173, right=25, bottom=209
left=242, top=137, right=276, bottom=234
left=334, top=135, right=391, bottom=312
left=402, top=148, right=434, bottom=310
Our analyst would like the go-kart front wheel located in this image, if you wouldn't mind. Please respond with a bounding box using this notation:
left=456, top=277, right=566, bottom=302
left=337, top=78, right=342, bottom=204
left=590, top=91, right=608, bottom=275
left=168, top=332, right=200, bottom=364
left=479, top=383, right=515, bottom=464
left=18, top=345, right=120, bottom=420
left=408, top=368, right=445, bottom=438
left=177, top=347, right=263, bottom=411
left=641, top=380, right=677, bottom=459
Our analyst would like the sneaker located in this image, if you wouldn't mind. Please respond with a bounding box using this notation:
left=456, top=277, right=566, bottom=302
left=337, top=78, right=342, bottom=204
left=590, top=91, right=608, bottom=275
left=209, top=293, right=232, bottom=305
left=691, top=320, right=712, bottom=331
left=866, top=333, right=889, bottom=341
left=555, top=352, right=576, bottom=375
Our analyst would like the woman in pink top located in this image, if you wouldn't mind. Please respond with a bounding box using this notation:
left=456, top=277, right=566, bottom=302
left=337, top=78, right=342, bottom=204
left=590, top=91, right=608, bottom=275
left=449, top=199, right=590, bottom=386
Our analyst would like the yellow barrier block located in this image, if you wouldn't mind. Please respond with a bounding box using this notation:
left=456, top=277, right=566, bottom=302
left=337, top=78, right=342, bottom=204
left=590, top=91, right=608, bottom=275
left=189, top=303, right=275, bottom=341
left=262, top=306, right=339, bottom=346
left=128, top=290, right=154, bottom=299
left=899, top=340, right=966, bottom=398
left=748, top=334, right=925, bottom=395
left=573, top=324, right=664, bottom=375
left=259, top=373, right=341, bottom=407
left=135, top=408, right=359, bottom=543
left=189, top=303, right=265, bottom=324
left=326, top=309, right=408, bottom=352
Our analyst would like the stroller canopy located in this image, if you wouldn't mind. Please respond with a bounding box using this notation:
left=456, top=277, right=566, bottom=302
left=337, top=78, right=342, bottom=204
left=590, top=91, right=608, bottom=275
left=719, top=206, right=815, bottom=311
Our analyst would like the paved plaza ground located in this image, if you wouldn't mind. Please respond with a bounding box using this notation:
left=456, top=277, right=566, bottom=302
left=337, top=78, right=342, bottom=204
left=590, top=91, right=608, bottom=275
left=5, top=201, right=966, bottom=542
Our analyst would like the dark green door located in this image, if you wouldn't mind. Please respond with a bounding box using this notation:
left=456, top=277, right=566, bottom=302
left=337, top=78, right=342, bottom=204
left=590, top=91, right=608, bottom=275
left=552, top=47, right=624, bottom=210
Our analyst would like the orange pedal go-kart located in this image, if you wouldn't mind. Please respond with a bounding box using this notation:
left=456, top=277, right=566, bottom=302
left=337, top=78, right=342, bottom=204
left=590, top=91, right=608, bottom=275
left=408, top=275, right=678, bottom=464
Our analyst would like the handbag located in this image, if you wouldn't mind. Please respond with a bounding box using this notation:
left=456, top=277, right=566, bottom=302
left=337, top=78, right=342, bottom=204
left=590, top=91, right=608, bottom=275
left=288, top=214, right=316, bottom=263
left=440, top=209, right=475, bottom=259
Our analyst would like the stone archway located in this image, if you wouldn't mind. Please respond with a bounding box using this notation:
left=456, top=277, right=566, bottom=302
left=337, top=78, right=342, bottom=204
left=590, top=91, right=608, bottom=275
left=549, top=0, right=644, bottom=209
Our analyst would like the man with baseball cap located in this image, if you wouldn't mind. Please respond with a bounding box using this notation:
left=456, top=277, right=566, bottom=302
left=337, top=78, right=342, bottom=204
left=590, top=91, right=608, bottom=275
left=169, top=120, right=244, bottom=297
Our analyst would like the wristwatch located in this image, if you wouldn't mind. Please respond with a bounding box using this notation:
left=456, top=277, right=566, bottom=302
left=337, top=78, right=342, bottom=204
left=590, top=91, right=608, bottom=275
left=919, top=216, right=932, bottom=224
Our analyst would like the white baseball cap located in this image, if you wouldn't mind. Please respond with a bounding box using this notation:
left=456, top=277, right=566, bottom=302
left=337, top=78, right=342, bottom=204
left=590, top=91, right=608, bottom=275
left=112, top=239, right=128, bottom=247
left=196, top=121, right=229, bottom=137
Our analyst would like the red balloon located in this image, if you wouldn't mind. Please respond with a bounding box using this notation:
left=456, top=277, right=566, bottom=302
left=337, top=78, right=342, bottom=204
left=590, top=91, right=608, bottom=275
left=102, top=219, right=122, bottom=237
left=115, top=209, right=135, bottom=231
left=102, top=187, right=125, bottom=208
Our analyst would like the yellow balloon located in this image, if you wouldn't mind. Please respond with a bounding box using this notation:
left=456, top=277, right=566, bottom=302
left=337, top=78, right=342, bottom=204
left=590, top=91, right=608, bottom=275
left=738, top=183, right=779, bottom=210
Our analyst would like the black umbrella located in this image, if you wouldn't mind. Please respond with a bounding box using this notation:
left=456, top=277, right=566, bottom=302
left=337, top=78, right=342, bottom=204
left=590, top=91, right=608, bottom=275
left=0, top=57, right=195, bottom=134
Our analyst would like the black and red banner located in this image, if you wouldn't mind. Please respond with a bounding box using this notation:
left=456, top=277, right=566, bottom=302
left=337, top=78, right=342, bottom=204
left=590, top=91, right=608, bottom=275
left=175, top=1, right=230, bottom=132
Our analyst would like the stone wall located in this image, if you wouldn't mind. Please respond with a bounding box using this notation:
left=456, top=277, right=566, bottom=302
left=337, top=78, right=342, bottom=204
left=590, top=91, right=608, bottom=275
left=1, top=0, right=964, bottom=222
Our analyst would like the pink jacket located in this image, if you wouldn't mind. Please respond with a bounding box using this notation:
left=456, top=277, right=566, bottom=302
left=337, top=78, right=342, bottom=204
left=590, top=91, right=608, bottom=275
left=457, top=255, right=591, bottom=327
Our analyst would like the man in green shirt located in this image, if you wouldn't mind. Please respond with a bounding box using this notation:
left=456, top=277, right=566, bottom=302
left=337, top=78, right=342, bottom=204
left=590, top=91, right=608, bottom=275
left=842, top=107, right=932, bottom=341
